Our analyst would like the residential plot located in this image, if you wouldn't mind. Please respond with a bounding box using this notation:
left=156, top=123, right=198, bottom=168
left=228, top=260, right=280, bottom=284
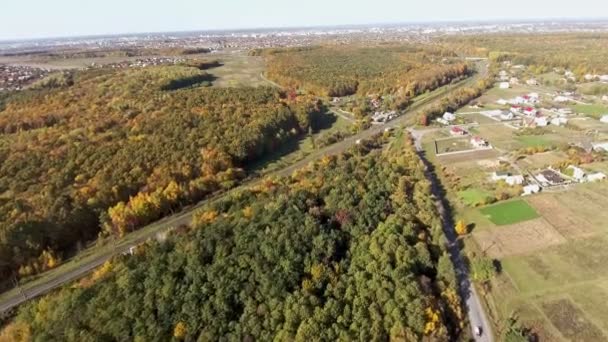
left=435, top=137, right=474, bottom=154
left=528, top=195, right=595, bottom=238
left=473, top=218, right=565, bottom=258
left=437, top=149, right=499, bottom=164
left=517, top=151, right=568, bottom=169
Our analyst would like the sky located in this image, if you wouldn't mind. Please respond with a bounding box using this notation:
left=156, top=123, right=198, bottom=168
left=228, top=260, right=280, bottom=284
left=1, top=0, right=606, bottom=40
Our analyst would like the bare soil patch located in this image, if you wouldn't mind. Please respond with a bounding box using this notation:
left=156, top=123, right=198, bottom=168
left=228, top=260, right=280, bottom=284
left=528, top=196, right=595, bottom=239
left=542, top=298, right=607, bottom=342
left=473, top=218, right=566, bottom=258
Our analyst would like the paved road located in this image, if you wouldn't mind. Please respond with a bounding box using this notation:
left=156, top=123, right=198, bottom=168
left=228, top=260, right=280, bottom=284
left=409, top=127, right=493, bottom=342
left=0, top=61, right=488, bottom=316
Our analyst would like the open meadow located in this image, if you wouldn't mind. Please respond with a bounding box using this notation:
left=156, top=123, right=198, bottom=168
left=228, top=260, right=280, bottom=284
left=468, top=182, right=608, bottom=341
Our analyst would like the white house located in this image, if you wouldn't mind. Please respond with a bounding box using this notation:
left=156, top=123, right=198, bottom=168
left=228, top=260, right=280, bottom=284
left=592, top=142, right=608, bottom=152
left=587, top=172, right=607, bottom=182
left=567, top=165, right=586, bottom=181
left=491, top=171, right=510, bottom=181
left=523, top=184, right=541, bottom=196
left=600, top=115, right=608, bottom=124
left=527, top=93, right=540, bottom=102
left=496, top=99, right=508, bottom=105
left=513, top=96, right=526, bottom=105
left=534, top=116, right=548, bottom=127
left=554, top=96, right=570, bottom=103
left=526, top=79, right=538, bottom=86
left=600, top=75, right=608, bottom=83
left=602, top=95, right=608, bottom=102
left=500, top=111, right=514, bottom=121
left=499, top=82, right=510, bottom=89
left=436, top=118, right=449, bottom=125
left=443, top=112, right=456, bottom=122
left=506, top=175, right=525, bottom=186
left=551, top=117, right=568, bottom=126
left=510, top=106, right=523, bottom=114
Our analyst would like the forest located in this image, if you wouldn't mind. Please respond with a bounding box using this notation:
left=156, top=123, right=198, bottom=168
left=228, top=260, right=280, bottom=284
left=1, top=135, right=465, bottom=341
left=262, top=45, right=471, bottom=97
left=439, top=34, right=608, bottom=75
left=0, top=63, right=325, bottom=282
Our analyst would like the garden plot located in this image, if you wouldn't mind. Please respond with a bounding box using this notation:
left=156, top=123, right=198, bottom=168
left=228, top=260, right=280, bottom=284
left=473, top=218, right=565, bottom=258
left=541, top=298, right=607, bottom=342
left=528, top=195, right=595, bottom=239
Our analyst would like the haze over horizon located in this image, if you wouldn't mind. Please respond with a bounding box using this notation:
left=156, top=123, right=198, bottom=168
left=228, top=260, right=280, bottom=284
left=1, top=0, right=607, bottom=41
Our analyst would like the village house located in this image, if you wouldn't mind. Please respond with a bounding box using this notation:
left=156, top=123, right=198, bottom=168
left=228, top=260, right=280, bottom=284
left=600, top=115, right=608, bottom=124
left=510, top=105, right=522, bottom=114
left=499, top=82, right=510, bottom=89
left=491, top=171, right=510, bottom=181
left=496, top=98, right=508, bottom=105
left=500, top=111, right=514, bottom=121
left=592, top=142, right=608, bottom=152
left=553, top=95, right=570, bottom=103
left=587, top=172, right=607, bottom=182
left=526, top=79, right=538, bottom=86
left=534, top=116, right=548, bottom=127
left=567, top=165, right=586, bottom=182
left=437, top=118, right=449, bottom=125
left=443, top=112, right=456, bottom=122
left=450, top=126, right=467, bottom=136
left=523, top=184, right=541, bottom=196
left=523, top=107, right=538, bottom=117
left=470, top=136, right=489, bottom=148
left=506, top=175, right=525, bottom=186
left=551, top=117, right=568, bottom=126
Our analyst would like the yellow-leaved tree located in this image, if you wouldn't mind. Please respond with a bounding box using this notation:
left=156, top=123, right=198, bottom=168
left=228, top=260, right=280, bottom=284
left=455, top=220, right=467, bottom=236
left=173, top=322, right=187, bottom=340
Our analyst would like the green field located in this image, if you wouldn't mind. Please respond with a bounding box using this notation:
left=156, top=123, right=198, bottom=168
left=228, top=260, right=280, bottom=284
left=459, top=188, right=494, bottom=207
left=517, top=135, right=553, bottom=148
left=571, top=104, right=608, bottom=119
left=480, top=199, right=540, bottom=225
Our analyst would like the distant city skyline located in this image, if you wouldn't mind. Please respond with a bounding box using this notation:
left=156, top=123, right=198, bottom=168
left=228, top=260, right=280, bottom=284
left=1, top=0, right=607, bottom=41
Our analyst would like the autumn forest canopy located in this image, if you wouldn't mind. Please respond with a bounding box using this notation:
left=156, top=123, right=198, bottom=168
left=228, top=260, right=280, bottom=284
left=260, top=45, right=471, bottom=97
left=0, top=63, right=326, bottom=280
left=3, top=138, right=465, bottom=341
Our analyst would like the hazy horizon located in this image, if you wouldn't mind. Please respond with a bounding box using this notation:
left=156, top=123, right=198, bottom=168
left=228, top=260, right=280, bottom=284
left=1, top=0, right=607, bottom=41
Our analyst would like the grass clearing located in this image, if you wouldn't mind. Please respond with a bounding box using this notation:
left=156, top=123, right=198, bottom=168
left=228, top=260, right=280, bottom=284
left=516, top=135, right=553, bottom=148
left=435, top=137, right=473, bottom=154
left=458, top=188, right=494, bottom=206
left=570, top=103, right=608, bottom=119
left=479, top=199, right=540, bottom=225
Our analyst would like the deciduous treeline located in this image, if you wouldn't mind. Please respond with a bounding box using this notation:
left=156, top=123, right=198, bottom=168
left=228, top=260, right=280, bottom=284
left=0, top=65, right=324, bottom=281
left=2, top=136, right=465, bottom=341
left=264, top=45, right=470, bottom=97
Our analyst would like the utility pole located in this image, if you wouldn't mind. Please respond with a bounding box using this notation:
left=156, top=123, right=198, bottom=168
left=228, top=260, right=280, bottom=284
left=12, top=275, right=27, bottom=301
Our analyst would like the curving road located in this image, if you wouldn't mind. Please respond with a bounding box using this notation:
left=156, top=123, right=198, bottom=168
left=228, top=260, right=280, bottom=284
left=0, top=61, right=490, bottom=334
